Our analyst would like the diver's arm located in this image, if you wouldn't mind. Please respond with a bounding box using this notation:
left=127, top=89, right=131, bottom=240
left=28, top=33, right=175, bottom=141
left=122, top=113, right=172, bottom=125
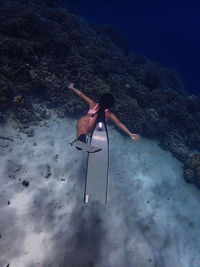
left=68, top=83, right=95, bottom=106
left=108, top=112, right=140, bottom=141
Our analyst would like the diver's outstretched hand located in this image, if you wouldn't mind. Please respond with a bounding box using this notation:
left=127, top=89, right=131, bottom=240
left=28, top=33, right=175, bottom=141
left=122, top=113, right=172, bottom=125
left=68, top=83, right=74, bottom=89
left=130, top=133, right=140, bottom=142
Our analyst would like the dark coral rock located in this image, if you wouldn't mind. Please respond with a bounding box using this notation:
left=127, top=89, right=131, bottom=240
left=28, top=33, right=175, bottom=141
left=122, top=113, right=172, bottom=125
left=186, top=95, right=200, bottom=114
left=142, top=108, right=170, bottom=137
left=0, top=75, right=10, bottom=112
left=11, top=100, right=40, bottom=126
left=44, top=164, right=51, bottom=178
left=184, top=154, right=200, bottom=169
left=196, top=166, right=200, bottom=188
left=128, top=65, right=146, bottom=85
left=22, top=180, right=29, bottom=187
left=186, top=131, right=200, bottom=150
left=127, top=84, right=148, bottom=107
left=141, top=63, right=167, bottom=90
left=184, top=154, right=200, bottom=189
left=13, top=95, right=24, bottom=105
left=101, top=25, right=129, bottom=55
left=91, top=24, right=129, bottom=55
left=107, top=73, right=132, bottom=98
left=23, top=128, right=34, bottom=137
left=160, top=131, right=189, bottom=161
left=113, top=96, right=145, bottom=133
left=128, top=63, right=167, bottom=90
left=0, top=94, right=9, bottom=111
left=160, top=93, right=198, bottom=133
left=36, top=0, right=61, bottom=8
left=129, top=55, right=147, bottom=65
left=39, top=109, right=51, bottom=119
left=165, top=68, right=186, bottom=94
left=138, top=89, right=169, bottom=111
left=170, top=110, right=197, bottom=132
left=184, top=169, right=196, bottom=184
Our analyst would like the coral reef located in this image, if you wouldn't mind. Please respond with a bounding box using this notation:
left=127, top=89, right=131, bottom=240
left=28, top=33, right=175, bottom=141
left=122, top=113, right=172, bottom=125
left=113, top=96, right=145, bottom=133
left=91, top=24, right=129, bottom=55
left=160, top=131, right=190, bottom=161
left=0, top=0, right=199, bottom=169
left=184, top=154, right=200, bottom=188
left=165, top=68, right=186, bottom=94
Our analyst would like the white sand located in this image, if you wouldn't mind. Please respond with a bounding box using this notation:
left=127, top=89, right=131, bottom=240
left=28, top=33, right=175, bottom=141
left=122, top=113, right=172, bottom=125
left=0, top=110, right=200, bottom=267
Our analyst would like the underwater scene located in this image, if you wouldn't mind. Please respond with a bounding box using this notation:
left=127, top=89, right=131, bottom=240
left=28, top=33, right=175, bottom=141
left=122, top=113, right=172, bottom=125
left=0, top=0, right=200, bottom=266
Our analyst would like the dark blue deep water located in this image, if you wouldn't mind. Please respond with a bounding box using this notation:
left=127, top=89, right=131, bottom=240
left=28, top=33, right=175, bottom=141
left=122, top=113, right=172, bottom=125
left=63, top=0, right=200, bottom=95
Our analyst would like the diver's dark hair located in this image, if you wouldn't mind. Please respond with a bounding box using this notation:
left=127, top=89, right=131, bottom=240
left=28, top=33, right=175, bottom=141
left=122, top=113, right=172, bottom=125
left=99, top=93, right=115, bottom=109
left=93, top=93, right=115, bottom=122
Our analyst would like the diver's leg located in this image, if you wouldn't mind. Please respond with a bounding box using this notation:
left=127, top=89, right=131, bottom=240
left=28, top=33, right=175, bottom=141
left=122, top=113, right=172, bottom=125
left=76, top=118, right=89, bottom=139
left=75, top=118, right=89, bottom=149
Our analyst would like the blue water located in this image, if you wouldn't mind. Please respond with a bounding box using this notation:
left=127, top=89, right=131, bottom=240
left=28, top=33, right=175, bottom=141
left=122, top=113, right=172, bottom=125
left=63, top=0, right=200, bottom=95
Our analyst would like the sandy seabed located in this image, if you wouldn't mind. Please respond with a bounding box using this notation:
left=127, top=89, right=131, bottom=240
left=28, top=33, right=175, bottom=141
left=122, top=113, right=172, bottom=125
left=0, top=110, right=200, bottom=267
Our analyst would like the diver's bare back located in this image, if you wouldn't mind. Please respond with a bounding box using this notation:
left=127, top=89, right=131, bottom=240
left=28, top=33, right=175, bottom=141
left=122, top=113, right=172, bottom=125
left=84, top=103, right=109, bottom=133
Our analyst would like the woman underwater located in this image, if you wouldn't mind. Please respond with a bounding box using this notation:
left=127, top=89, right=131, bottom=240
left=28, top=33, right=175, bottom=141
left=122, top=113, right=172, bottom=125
left=68, top=83, right=140, bottom=146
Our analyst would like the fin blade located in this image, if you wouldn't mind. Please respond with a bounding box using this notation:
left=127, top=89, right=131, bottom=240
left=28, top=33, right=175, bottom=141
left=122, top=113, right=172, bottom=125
left=72, top=140, right=102, bottom=153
